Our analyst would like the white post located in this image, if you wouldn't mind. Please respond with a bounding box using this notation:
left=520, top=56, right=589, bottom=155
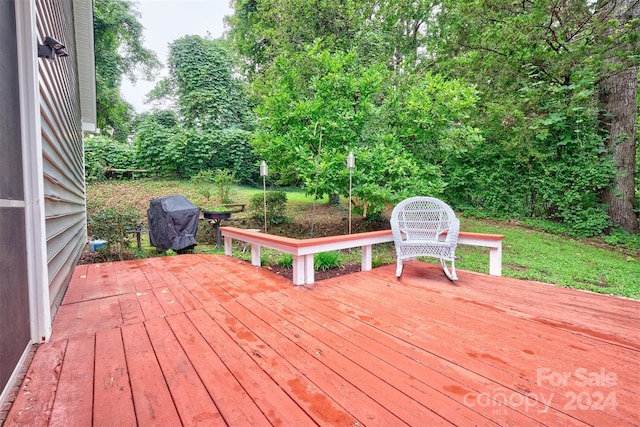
left=260, top=161, right=268, bottom=233
left=224, top=236, right=233, bottom=255
left=251, top=243, right=261, bottom=266
left=489, top=244, right=502, bottom=276
left=361, top=244, right=373, bottom=271
left=347, top=151, right=355, bottom=235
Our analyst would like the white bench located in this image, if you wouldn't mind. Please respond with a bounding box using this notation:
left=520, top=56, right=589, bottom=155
left=220, top=227, right=505, bottom=285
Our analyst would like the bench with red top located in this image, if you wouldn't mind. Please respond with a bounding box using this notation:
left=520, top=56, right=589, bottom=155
left=220, top=226, right=505, bottom=285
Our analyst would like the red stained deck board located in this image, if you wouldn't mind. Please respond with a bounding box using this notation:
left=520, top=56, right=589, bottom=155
left=111, top=261, right=139, bottom=296
left=179, top=280, right=221, bottom=306
left=121, top=322, right=182, bottom=426
left=145, top=317, right=226, bottom=426
left=241, top=294, right=482, bottom=426
left=269, top=286, right=590, bottom=426
left=116, top=259, right=153, bottom=292
left=313, top=271, right=638, bottom=425
left=169, top=282, right=204, bottom=311
left=166, top=313, right=272, bottom=426
left=5, top=339, right=68, bottom=426
left=192, top=278, right=237, bottom=304
left=163, top=259, right=201, bottom=287
left=152, top=286, right=186, bottom=315
left=371, top=264, right=640, bottom=346
left=316, top=278, right=630, bottom=422
left=49, top=335, right=94, bottom=427
left=118, top=292, right=145, bottom=326
left=62, top=264, right=88, bottom=304
left=52, top=296, right=123, bottom=341
left=49, top=303, right=79, bottom=340
left=215, top=300, right=409, bottom=426
left=258, top=290, right=513, bottom=424
left=338, top=272, right=638, bottom=370
left=7, top=254, right=639, bottom=426
left=93, top=328, right=136, bottom=427
left=343, top=270, right=640, bottom=386
left=136, top=287, right=169, bottom=320
left=188, top=256, right=287, bottom=295
left=186, top=308, right=317, bottom=426
left=82, top=263, right=119, bottom=301
left=140, top=265, right=172, bottom=290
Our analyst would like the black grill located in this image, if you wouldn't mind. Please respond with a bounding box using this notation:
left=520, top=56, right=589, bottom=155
left=147, top=195, right=199, bottom=252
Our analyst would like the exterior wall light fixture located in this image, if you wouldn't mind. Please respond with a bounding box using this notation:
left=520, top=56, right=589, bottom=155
left=38, top=36, right=68, bottom=60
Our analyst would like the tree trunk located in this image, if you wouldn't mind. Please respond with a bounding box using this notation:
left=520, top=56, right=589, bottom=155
left=598, top=66, right=639, bottom=234
left=597, top=0, right=639, bottom=234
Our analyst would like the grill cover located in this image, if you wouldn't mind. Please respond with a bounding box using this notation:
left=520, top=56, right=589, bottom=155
left=147, top=195, right=199, bottom=251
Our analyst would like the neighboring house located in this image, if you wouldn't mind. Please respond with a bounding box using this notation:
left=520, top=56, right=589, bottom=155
left=0, top=0, right=96, bottom=405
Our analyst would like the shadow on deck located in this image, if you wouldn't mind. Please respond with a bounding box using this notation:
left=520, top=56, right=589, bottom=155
left=5, top=254, right=640, bottom=426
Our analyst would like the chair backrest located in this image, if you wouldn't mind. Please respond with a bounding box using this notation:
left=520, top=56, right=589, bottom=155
left=391, top=197, right=456, bottom=241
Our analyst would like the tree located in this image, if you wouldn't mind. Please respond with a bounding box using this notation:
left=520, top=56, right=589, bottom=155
left=135, top=110, right=182, bottom=176
left=252, top=45, right=458, bottom=216
left=431, top=0, right=638, bottom=234
left=146, top=35, right=257, bottom=181
left=93, top=0, right=160, bottom=141
left=226, top=0, right=441, bottom=78
left=151, top=35, right=253, bottom=130
left=597, top=0, right=639, bottom=234
left=226, top=0, right=366, bottom=77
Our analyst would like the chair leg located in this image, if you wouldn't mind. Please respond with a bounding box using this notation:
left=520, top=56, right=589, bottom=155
left=441, top=259, right=458, bottom=281
left=396, top=258, right=403, bottom=277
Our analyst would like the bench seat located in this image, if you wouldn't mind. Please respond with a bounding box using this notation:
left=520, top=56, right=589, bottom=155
left=220, top=227, right=505, bottom=285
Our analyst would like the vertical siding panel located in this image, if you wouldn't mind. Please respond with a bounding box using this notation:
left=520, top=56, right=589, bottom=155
left=37, top=0, right=87, bottom=318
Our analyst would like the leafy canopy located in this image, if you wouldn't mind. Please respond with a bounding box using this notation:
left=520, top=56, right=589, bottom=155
left=93, top=0, right=160, bottom=141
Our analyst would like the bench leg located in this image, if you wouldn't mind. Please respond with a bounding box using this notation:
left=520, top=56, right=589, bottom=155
left=292, top=255, right=304, bottom=285
left=361, top=245, right=372, bottom=271
left=304, top=255, right=314, bottom=285
left=224, top=237, right=233, bottom=256
left=489, top=245, right=502, bottom=276
left=292, top=254, right=314, bottom=285
left=251, top=244, right=261, bottom=266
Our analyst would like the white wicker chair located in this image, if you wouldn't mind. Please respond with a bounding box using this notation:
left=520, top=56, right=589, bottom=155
left=390, top=197, right=460, bottom=280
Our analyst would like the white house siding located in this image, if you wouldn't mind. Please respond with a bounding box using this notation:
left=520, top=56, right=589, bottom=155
left=36, top=0, right=87, bottom=316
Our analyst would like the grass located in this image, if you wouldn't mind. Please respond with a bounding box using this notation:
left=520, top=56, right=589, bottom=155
left=87, top=179, right=640, bottom=300
left=457, top=218, right=639, bottom=299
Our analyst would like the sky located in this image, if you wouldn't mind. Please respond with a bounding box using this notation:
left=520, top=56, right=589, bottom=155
left=120, top=0, right=234, bottom=112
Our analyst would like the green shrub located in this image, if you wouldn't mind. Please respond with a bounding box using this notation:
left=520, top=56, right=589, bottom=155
left=89, top=206, right=142, bottom=260
left=604, top=228, right=640, bottom=252
left=249, top=191, right=288, bottom=224
left=315, top=251, right=342, bottom=271
left=277, top=253, right=293, bottom=268
left=372, top=246, right=395, bottom=268
left=84, top=135, right=137, bottom=182
left=190, top=170, right=216, bottom=202
left=213, top=169, right=237, bottom=204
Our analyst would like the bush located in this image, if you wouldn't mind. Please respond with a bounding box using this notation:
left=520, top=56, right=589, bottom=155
left=604, top=228, right=640, bottom=252
left=84, top=135, right=137, bottom=182
left=249, top=191, right=288, bottom=224
left=190, top=170, right=216, bottom=203
left=277, top=253, right=293, bottom=268
left=315, top=251, right=342, bottom=271
left=212, top=169, right=237, bottom=205
left=89, top=206, right=142, bottom=260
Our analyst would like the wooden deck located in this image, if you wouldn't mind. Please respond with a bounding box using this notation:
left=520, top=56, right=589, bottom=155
left=5, top=254, right=639, bottom=426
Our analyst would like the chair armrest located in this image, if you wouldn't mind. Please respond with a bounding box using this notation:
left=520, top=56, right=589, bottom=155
left=444, top=218, right=460, bottom=245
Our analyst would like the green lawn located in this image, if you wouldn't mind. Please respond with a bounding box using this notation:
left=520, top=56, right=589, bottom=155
left=457, top=218, right=639, bottom=299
